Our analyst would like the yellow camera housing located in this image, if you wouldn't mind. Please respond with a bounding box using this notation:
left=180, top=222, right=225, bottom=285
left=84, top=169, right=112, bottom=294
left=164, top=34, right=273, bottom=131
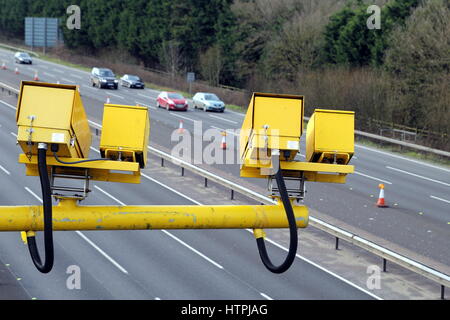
left=306, top=109, right=354, bottom=165
left=16, top=81, right=91, bottom=158
left=240, top=92, right=304, bottom=175
left=100, top=104, right=149, bottom=169
left=16, top=82, right=144, bottom=186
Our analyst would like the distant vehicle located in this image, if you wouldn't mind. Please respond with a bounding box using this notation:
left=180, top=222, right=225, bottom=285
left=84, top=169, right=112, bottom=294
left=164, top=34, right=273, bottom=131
left=120, top=74, right=145, bottom=89
left=192, top=92, right=225, bottom=112
left=14, top=52, right=32, bottom=64
left=156, top=91, right=188, bottom=111
left=90, top=67, right=118, bottom=89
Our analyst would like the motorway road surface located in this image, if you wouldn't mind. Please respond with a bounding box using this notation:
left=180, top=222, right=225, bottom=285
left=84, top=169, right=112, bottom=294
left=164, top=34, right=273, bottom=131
left=0, top=48, right=448, bottom=268
left=0, top=48, right=448, bottom=298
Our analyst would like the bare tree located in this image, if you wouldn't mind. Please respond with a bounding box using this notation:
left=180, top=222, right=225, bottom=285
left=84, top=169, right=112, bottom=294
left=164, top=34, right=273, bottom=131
left=199, top=45, right=223, bottom=86
left=159, top=40, right=183, bottom=78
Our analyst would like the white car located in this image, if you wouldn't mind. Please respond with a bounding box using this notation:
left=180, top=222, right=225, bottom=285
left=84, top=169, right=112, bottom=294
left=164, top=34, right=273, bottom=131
left=192, top=92, right=225, bottom=112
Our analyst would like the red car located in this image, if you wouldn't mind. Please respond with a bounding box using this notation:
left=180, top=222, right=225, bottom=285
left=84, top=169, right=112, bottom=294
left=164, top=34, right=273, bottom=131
left=156, top=91, right=188, bottom=111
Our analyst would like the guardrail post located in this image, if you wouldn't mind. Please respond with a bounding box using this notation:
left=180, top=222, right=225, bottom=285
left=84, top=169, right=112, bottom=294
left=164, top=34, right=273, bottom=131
left=230, top=189, right=234, bottom=200
left=161, top=158, right=164, bottom=167
left=335, top=237, right=339, bottom=250
left=441, top=285, right=445, bottom=300
left=181, top=167, right=184, bottom=176
left=204, top=178, right=208, bottom=188
left=382, top=258, right=387, bottom=272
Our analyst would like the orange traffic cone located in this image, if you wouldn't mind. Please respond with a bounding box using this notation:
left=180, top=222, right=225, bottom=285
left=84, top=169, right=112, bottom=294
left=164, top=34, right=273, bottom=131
left=220, top=131, right=227, bottom=150
left=15, top=67, right=19, bottom=75
left=1, top=62, right=6, bottom=70
left=178, top=120, right=185, bottom=134
left=376, top=184, right=388, bottom=208
left=33, top=71, right=39, bottom=81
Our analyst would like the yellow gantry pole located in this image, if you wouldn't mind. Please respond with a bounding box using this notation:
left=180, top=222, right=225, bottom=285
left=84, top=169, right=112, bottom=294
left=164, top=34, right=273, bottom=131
left=0, top=199, right=308, bottom=232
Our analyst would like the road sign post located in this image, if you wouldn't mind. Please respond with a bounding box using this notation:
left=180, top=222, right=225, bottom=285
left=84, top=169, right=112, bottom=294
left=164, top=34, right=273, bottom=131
left=187, top=72, right=195, bottom=95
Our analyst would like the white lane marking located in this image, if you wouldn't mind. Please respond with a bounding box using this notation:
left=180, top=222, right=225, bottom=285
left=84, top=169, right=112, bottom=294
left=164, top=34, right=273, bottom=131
left=144, top=172, right=381, bottom=300
left=430, top=195, right=450, bottom=204
left=71, top=74, right=83, bottom=79
left=90, top=146, right=100, bottom=153
left=260, top=292, right=273, bottom=300
left=95, top=178, right=223, bottom=271
left=161, top=230, right=224, bottom=269
left=38, top=64, right=49, bottom=69
left=43, top=72, right=56, bottom=78
left=52, top=69, right=64, bottom=74
left=386, top=166, right=450, bottom=187
left=10, top=132, right=17, bottom=138
left=61, top=77, right=75, bottom=83
left=32, top=58, right=87, bottom=75
left=24, top=181, right=129, bottom=274
left=24, top=187, right=43, bottom=203
left=225, top=109, right=245, bottom=117
left=107, top=92, right=125, bottom=99
left=356, top=145, right=450, bottom=173
left=93, top=185, right=126, bottom=206
left=209, top=114, right=238, bottom=124
left=245, top=229, right=383, bottom=300
left=88, top=120, right=102, bottom=128
left=141, top=173, right=202, bottom=205
left=169, top=112, right=195, bottom=122
left=138, top=93, right=151, bottom=99
left=0, top=100, right=17, bottom=110
left=75, top=231, right=129, bottom=274
left=135, top=101, right=156, bottom=110
left=0, top=164, right=10, bottom=175
left=354, top=171, right=393, bottom=185
left=210, top=125, right=239, bottom=137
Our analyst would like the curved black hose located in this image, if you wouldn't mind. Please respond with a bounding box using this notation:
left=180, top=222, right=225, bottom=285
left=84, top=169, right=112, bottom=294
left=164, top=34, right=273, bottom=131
left=27, top=146, right=54, bottom=273
left=256, top=168, right=298, bottom=274
left=53, top=151, right=108, bottom=164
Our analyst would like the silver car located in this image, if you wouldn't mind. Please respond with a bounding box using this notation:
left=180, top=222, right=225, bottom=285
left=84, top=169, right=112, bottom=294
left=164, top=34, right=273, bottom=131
left=14, top=52, right=33, bottom=64
left=192, top=92, right=225, bottom=112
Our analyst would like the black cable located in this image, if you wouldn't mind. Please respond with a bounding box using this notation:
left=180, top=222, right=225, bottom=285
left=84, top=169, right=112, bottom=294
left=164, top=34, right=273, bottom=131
left=255, top=167, right=298, bottom=274
left=27, top=145, right=54, bottom=273
left=53, top=149, right=108, bottom=165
